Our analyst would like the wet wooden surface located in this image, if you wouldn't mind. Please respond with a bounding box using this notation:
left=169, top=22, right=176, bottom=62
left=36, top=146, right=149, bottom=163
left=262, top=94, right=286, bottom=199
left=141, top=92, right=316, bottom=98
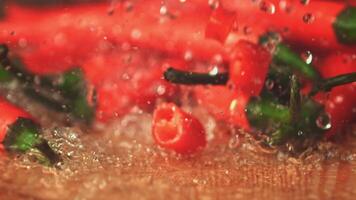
left=0, top=123, right=356, bottom=200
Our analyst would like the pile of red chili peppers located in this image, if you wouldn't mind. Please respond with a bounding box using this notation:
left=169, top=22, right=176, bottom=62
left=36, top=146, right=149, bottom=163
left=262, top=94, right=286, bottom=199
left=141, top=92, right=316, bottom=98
left=0, top=0, right=355, bottom=156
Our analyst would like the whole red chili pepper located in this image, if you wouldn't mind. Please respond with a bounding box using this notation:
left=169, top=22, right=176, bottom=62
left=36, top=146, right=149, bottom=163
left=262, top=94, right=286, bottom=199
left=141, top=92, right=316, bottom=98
left=152, top=103, right=206, bottom=154
left=0, top=97, right=61, bottom=165
left=0, top=1, right=225, bottom=74
left=314, top=53, right=356, bottom=138
left=220, top=0, right=356, bottom=52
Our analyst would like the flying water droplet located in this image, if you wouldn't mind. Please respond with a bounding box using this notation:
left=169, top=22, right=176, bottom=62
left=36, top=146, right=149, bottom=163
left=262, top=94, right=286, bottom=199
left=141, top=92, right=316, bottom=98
left=316, top=112, right=332, bottom=130
left=209, top=66, right=219, bottom=76
left=228, top=134, right=240, bottom=149
left=260, top=1, right=276, bottom=14
left=302, top=13, right=315, bottom=24
left=160, top=5, right=168, bottom=15
left=208, top=0, right=219, bottom=10
left=301, top=50, right=313, bottom=64
left=265, top=79, right=275, bottom=90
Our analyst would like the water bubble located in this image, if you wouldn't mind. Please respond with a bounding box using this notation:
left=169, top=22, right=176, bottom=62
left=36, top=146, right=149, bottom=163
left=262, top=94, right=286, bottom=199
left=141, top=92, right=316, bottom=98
left=302, top=13, right=315, bottom=24
left=301, top=50, right=313, bottom=64
left=316, top=112, right=332, bottom=130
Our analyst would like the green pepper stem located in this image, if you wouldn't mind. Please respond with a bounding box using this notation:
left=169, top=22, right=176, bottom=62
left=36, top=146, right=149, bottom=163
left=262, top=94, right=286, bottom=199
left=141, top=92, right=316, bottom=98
left=164, top=67, right=229, bottom=85
left=34, top=139, right=62, bottom=165
left=289, top=74, right=301, bottom=122
left=273, top=44, right=321, bottom=81
left=333, top=6, right=356, bottom=44
left=309, top=72, right=356, bottom=96
left=3, top=118, right=61, bottom=165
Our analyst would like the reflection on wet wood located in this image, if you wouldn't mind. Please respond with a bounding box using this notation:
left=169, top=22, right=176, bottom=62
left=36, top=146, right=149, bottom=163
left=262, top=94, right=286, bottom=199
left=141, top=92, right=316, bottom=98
left=1, top=134, right=356, bottom=200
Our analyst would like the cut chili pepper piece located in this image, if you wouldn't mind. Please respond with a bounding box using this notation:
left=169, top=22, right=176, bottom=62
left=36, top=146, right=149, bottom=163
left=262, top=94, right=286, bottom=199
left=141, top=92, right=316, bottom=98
left=152, top=103, right=206, bottom=154
left=195, top=86, right=251, bottom=131
left=205, top=5, right=236, bottom=43
left=229, top=40, right=271, bottom=96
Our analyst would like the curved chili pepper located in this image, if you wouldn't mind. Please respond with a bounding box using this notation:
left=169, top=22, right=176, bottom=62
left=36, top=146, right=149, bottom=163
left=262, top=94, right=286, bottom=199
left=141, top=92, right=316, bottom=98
left=0, top=1, right=225, bottom=74
left=152, top=103, right=206, bottom=154
left=0, top=44, right=96, bottom=123
left=314, top=53, right=356, bottom=138
left=220, top=0, right=356, bottom=52
left=0, top=97, right=61, bottom=165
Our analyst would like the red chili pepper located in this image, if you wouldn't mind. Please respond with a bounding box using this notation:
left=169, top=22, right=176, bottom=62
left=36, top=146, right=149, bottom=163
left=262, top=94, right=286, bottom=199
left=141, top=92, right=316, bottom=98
left=0, top=97, right=61, bottom=164
left=0, top=97, right=31, bottom=146
left=205, top=5, right=236, bottom=44
left=229, top=40, right=271, bottom=96
left=315, top=53, right=356, bottom=138
left=194, top=86, right=251, bottom=131
left=220, top=0, right=356, bottom=52
left=152, top=103, right=206, bottom=154
left=82, top=49, right=187, bottom=122
left=0, top=1, right=226, bottom=74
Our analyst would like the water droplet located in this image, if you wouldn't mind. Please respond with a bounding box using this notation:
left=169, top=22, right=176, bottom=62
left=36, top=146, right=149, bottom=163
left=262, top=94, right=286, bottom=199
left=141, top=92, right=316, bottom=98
left=208, top=0, right=219, bottom=10
left=316, top=112, right=332, bottom=130
left=160, top=5, right=168, bottom=15
left=18, top=38, right=28, bottom=48
left=209, top=66, right=219, bottom=76
left=302, top=13, right=315, bottom=24
left=243, top=26, right=252, bottom=35
left=334, top=95, right=344, bottom=104
left=297, top=130, right=304, bottom=136
left=300, top=0, right=310, bottom=5
left=130, top=29, right=142, bottom=40
left=180, top=0, right=187, bottom=3
left=265, top=79, right=275, bottom=90
left=156, top=85, right=166, bottom=95
left=228, top=134, right=240, bottom=149
left=260, top=1, right=276, bottom=14
left=184, top=50, right=193, bottom=61
left=301, top=50, right=313, bottom=64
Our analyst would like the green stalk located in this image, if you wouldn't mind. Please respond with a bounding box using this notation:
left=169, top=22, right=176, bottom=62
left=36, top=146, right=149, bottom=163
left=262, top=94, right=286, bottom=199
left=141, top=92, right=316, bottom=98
left=333, top=6, right=356, bottom=44
left=3, top=118, right=61, bottom=165
left=246, top=97, right=291, bottom=131
left=0, top=46, right=95, bottom=123
left=273, top=43, right=321, bottom=81
left=164, top=67, right=229, bottom=85
left=260, top=32, right=321, bottom=81
left=309, top=72, right=356, bottom=96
